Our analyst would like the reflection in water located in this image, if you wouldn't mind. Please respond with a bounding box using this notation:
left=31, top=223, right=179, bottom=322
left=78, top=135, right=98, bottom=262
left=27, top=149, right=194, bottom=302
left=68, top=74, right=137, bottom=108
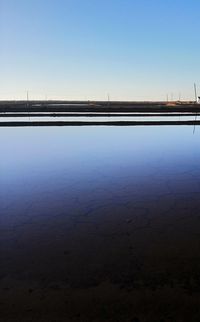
left=1, top=115, right=200, bottom=122
left=1, top=125, right=200, bottom=321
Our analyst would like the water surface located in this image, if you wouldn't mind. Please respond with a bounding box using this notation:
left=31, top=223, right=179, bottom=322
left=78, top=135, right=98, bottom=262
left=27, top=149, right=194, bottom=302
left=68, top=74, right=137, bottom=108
left=1, top=125, right=200, bottom=321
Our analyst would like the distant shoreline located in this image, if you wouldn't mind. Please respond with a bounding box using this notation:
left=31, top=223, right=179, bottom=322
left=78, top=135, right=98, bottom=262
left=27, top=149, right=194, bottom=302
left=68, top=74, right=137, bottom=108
left=1, top=120, right=200, bottom=127
left=0, top=100, right=199, bottom=114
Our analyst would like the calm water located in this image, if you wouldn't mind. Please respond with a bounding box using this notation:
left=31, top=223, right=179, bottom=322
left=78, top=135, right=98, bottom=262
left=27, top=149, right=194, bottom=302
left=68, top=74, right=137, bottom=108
left=1, top=115, right=200, bottom=122
left=1, top=125, right=200, bottom=321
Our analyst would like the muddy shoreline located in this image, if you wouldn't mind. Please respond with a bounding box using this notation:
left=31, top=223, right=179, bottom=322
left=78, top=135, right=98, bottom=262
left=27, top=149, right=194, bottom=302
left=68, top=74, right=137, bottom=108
left=1, top=120, right=200, bottom=127
left=0, top=100, right=199, bottom=114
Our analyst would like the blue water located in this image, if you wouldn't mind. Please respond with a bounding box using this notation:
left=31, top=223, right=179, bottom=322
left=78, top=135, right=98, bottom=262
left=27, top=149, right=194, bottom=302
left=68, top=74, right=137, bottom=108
left=1, top=125, right=200, bottom=223
left=1, top=125, right=200, bottom=291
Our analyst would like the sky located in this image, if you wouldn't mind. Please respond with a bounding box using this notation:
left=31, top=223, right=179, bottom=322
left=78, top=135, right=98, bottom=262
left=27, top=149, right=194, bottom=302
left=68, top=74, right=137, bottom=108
left=0, top=0, right=200, bottom=101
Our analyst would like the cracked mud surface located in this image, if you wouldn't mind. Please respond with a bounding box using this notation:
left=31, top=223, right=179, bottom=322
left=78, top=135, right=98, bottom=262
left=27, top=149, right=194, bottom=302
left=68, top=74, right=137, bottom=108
left=1, top=126, right=200, bottom=321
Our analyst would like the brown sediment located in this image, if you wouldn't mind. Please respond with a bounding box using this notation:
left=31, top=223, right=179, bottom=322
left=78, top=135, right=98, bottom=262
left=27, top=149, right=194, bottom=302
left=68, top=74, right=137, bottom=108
left=1, top=113, right=200, bottom=117
left=0, top=100, right=199, bottom=113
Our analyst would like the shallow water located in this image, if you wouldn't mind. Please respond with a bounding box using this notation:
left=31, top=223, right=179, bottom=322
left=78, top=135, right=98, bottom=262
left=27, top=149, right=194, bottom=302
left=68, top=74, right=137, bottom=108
left=1, top=114, right=199, bottom=122
left=1, top=125, right=200, bottom=321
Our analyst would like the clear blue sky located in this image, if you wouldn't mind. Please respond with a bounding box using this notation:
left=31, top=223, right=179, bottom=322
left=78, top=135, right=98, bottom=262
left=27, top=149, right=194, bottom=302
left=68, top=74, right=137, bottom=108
left=0, top=0, right=200, bottom=101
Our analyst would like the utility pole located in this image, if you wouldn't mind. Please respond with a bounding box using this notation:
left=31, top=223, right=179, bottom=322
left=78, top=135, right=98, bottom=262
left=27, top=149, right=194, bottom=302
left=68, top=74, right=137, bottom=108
left=107, top=93, right=110, bottom=107
left=194, top=83, right=197, bottom=103
left=26, top=91, right=29, bottom=109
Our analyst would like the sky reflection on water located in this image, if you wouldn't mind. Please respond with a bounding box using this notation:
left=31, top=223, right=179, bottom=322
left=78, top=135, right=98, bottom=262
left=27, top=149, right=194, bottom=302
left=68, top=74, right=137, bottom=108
left=1, top=125, right=200, bottom=226
left=1, top=125, right=200, bottom=294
